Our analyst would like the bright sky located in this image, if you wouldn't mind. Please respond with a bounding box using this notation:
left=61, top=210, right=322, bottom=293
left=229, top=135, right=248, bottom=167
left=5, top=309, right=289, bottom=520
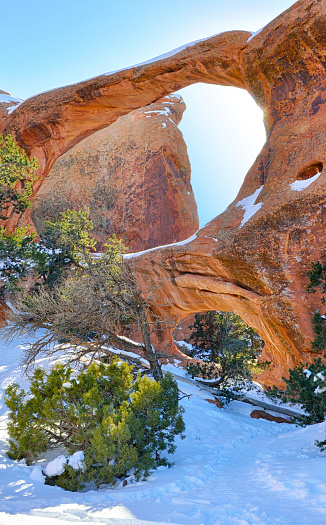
left=2, top=0, right=295, bottom=226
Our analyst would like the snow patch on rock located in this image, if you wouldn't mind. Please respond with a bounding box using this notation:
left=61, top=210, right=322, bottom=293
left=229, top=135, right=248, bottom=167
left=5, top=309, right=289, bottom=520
left=124, top=233, right=198, bottom=259
left=205, top=236, right=218, bottom=242
left=247, top=25, right=267, bottom=42
left=104, top=33, right=222, bottom=77
left=0, top=93, right=23, bottom=105
left=237, top=186, right=264, bottom=228
left=290, top=172, right=321, bottom=192
left=7, top=104, right=22, bottom=114
left=0, top=93, right=24, bottom=114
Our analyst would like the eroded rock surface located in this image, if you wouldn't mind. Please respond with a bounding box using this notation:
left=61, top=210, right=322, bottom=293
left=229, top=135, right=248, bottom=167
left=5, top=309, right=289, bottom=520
left=250, top=410, right=292, bottom=424
left=0, top=90, right=22, bottom=134
left=31, top=95, right=198, bottom=251
left=2, top=0, right=326, bottom=386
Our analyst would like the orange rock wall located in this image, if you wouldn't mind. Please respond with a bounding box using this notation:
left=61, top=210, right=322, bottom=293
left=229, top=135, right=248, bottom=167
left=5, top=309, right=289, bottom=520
left=31, top=95, right=198, bottom=251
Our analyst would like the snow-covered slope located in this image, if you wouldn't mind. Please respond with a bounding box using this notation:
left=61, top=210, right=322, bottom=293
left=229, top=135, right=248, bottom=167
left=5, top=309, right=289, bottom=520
left=0, top=337, right=326, bottom=525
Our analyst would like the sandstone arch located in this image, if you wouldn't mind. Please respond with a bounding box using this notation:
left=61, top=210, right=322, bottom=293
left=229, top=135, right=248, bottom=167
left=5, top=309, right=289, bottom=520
left=1, top=0, right=326, bottom=385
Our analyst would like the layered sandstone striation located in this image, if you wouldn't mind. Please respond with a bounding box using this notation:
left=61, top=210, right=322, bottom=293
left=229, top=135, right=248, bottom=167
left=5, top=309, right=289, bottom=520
left=2, top=0, right=326, bottom=386
left=31, top=95, right=198, bottom=251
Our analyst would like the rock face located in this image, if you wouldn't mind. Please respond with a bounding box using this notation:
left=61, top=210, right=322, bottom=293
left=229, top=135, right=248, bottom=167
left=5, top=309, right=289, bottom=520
left=0, top=90, right=22, bottom=134
left=31, top=95, right=198, bottom=251
left=250, top=410, right=292, bottom=424
left=2, top=0, right=326, bottom=386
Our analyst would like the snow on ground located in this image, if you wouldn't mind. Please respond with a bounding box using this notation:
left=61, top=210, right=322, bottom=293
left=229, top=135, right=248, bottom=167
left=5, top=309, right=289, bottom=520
left=1, top=336, right=326, bottom=524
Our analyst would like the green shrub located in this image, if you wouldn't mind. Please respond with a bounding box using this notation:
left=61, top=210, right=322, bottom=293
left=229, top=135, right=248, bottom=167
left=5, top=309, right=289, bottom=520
left=0, top=133, right=38, bottom=220
left=267, top=358, right=326, bottom=425
left=5, top=360, right=185, bottom=490
left=307, top=260, right=326, bottom=351
left=2, top=206, right=163, bottom=380
left=0, top=133, right=38, bottom=298
left=267, top=357, right=326, bottom=449
left=186, top=311, right=267, bottom=394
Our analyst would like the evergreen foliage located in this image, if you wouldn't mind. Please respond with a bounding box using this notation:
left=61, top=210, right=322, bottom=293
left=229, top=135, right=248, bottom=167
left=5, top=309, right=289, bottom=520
left=2, top=207, right=163, bottom=379
left=0, top=226, right=37, bottom=298
left=268, top=358, right=326, bottom=425
left=267, top=358, right=326, bottom=450
left=0, top=134, right=38, bottom=298
left=264, top=261, right=326, bottom=451
left=307, top=261, right=326, bottom=300
left=306, top=260, right=326, bottom=351
left=186, top=311, right=266, bottom=393
left=0, top=133, right=38, bottom=220
left=310, top=311, right=326, bottom=352
left=5, top=361, right=185, bottom=490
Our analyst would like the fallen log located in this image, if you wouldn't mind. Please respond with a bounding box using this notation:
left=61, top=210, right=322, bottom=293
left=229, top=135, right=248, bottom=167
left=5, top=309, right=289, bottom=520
left=167, top=372, right=302, bottom=419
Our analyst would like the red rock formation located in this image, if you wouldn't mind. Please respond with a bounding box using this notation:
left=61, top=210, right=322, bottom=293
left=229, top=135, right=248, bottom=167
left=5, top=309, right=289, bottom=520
left=250, top=410, right=292, bottom=424
left=205, top=398, right=224, bottom=409
left=1, top=27, right=249, bottom=237
left=2, top=0, right=326, bottom=386
left=0, top=90, right=22, bottom=134
left=31, top=95, right=198, bottom=251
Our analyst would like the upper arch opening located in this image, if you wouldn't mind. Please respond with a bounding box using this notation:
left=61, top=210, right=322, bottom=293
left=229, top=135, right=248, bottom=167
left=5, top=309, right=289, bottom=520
left=178, top=84, right=266, bottom=226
